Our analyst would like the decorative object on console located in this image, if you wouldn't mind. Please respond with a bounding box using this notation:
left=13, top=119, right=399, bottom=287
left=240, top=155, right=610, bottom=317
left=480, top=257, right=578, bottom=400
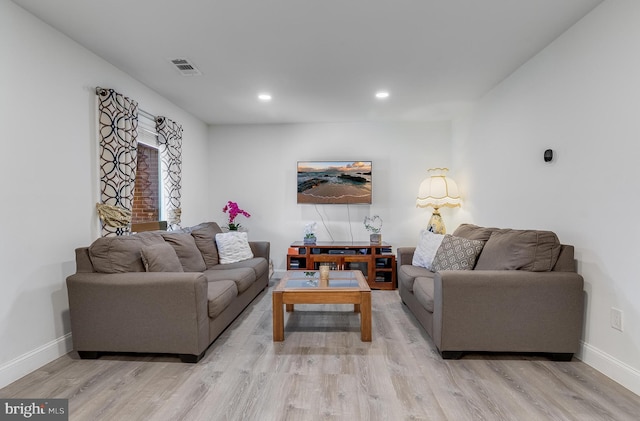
left=303, top=222, right=317, bottom=244
left=416, top=168, right=461, bottom=234
left=364, top=215, right=383, bottom=244
left=319, top=264, right=330, bottom=281
left=222, top=201, right=251, bottom=231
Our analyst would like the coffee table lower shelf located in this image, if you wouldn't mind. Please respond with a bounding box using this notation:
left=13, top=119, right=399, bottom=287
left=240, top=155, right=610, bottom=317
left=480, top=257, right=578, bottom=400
left=272, top=270, right=372, bottom=342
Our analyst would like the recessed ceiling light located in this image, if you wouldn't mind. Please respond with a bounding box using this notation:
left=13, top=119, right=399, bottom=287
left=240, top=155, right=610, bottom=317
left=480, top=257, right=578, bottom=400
left=375, top=91, right=390, bottom=99
left=257, top=93, right=272, bottom=102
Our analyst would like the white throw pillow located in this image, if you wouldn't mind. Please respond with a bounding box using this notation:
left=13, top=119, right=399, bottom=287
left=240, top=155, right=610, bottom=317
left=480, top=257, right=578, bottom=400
left=412, top=229, right=444, bottom=270
left=215, top=231, right=254, bottom=264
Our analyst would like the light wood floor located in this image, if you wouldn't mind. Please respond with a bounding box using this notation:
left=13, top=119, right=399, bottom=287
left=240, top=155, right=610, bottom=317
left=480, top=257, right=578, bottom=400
left=2, top=283, right=639, bottom=421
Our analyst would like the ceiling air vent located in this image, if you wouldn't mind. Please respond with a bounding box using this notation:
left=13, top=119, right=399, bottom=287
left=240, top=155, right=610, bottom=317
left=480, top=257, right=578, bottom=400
left=169, top=58, right=201, bottom=76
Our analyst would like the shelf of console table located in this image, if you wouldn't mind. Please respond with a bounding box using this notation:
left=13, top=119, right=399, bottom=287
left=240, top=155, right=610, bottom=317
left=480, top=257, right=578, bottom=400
left=286, top=241, right=396, bottom=290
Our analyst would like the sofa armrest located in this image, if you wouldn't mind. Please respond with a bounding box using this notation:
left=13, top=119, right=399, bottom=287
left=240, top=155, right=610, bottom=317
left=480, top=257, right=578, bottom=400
left=397, top=247, right=416, bottom=266
left=74, top=247, right=94, bottom=272
left=66, top=272, right=210, bottom=356
left=249, top=241, right=270, bottom=260
left=432, top=270, right=584, bottom=354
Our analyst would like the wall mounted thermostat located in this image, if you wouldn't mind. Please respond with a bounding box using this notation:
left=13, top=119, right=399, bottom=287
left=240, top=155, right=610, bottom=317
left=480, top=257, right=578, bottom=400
left=544, top=149, right=553, bottom=162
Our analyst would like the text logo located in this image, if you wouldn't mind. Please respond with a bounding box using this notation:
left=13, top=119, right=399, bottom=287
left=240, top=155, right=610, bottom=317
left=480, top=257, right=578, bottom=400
left=0, top=399, right=67, bottom=421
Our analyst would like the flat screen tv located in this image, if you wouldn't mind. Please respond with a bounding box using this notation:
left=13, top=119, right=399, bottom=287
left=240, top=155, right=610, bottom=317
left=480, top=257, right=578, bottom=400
left=297, top=161, right=372, bottom=204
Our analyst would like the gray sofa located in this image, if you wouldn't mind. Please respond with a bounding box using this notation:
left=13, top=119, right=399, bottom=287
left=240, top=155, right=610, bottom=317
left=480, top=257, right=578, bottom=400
left=397, top=224, right=584, bottom=361
left=66, top=222, right=269, bottom=363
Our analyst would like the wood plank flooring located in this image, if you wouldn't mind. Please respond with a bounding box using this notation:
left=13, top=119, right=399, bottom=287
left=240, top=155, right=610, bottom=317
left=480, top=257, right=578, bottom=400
left=2, top=283, right=639, bottom=420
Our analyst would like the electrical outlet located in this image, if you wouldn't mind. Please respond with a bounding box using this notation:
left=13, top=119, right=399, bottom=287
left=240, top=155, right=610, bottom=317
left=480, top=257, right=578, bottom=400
left=611, top=308, right=623, bottom=332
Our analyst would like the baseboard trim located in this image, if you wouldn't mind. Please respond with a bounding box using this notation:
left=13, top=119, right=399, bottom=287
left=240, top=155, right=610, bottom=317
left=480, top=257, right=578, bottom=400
left=2, top=334, right=639, bottom=398
left=578, top=341, right=640, bottom=396
left=0, top=333, right=73, bottom=389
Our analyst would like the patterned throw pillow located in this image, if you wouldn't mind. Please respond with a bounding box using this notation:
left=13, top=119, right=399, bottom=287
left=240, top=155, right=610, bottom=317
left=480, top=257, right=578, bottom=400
left=432, top=234, right=485, bottom=271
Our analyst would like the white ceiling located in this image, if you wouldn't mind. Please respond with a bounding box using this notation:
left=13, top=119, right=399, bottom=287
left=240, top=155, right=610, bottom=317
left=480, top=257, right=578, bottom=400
left=12, top=0, right=602, bottom=125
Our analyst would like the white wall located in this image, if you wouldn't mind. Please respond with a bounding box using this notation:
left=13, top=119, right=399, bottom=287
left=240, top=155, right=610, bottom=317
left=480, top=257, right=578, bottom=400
left=455, top=0, right=640, bottom=395
left=0, top=1, right=209, bottom=388
left=208, top=121, right=456, bottom=275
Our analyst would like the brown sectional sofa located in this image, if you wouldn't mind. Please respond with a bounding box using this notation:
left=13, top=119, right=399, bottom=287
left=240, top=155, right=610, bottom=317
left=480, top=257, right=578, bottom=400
left=397, top=224, right=584, bottom=361
left=66, top=222, right=269, bottom=363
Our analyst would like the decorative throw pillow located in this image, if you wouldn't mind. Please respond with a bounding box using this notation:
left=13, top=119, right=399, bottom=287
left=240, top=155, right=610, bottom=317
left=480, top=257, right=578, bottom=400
left=412, top=229, right=445, bottom=270
left=190, top=222, right=223, bottom=268
left=432, top=234, right=485, bottom=271
left=140, top=243, right=184, bottom=272
left=215, top=231, right=254, bottom=264
left=161, top=232, right=207, bottom=272
left=452, top=223, right=497, bottom=242
left=88, top=232, right=165, bottom=273
left=474, top=229, right=561, bottom=271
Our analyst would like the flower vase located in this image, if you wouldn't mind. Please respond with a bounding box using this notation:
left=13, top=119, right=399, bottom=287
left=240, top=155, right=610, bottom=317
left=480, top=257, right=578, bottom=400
left=369, top=233, right=381, bottom=244
left=224, top=224, right=247, bottom=233
left=304, top=236, right=316, bottom=245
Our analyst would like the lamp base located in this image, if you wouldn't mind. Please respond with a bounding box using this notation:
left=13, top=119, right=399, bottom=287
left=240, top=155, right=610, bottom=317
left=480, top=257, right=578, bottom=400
left=426, top=209, right=446, bottom=234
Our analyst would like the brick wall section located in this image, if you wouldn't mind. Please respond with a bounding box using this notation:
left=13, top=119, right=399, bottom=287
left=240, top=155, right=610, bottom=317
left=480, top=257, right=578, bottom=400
left=132, top=144, right=160, bottom=224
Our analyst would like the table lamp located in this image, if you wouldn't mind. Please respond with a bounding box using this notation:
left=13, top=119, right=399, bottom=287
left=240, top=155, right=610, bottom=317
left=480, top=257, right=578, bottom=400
left=416, top=168, right=461, bottom=234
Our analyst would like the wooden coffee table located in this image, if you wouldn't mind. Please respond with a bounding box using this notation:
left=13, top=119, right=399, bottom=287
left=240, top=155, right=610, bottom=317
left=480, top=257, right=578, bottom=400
left=272, top=270, right=372, bottom=341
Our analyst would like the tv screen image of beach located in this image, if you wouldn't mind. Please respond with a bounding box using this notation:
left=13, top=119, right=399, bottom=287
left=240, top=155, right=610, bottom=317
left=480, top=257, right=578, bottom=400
left=297, top=161, right=372, bottom=204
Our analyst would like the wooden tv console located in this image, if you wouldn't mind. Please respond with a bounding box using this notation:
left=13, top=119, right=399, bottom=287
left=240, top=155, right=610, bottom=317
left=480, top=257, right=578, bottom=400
left=286, top=241, right=396, bottom=290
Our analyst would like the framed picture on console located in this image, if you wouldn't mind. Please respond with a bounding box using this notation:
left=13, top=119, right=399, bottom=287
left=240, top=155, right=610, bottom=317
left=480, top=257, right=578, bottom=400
left=297, top=161, right=372, bottom=205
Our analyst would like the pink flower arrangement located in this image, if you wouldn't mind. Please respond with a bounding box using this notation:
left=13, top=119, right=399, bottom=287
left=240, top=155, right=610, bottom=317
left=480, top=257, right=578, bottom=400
left=222, top=201, right=251, bottom=231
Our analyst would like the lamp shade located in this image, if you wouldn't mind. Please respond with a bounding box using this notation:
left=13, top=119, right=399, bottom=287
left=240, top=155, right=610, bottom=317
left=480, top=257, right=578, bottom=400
left=416, top=168, right=461, bottom=209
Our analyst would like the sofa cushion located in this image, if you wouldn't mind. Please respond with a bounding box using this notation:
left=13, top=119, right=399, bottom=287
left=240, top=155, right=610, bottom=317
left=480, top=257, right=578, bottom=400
left=452, top=223, right=497, bottom=242
left=412, top=230, right=444, bottom=270
left=475, top=229, right=562, bottom=272
left=208, top=257, right=269, bottom=282
left=89, top=231, right=165, bottom=273
left=203, top=267, right=256, bottom=294
left=161, top=232, right=207, bottom=272
left=207, top=280, right=238, bottom=318
left=398, top=265, right=435, bottom=292
left=432, top=234, right=485, bottom=271
left=215, top=232, right=254, bottom=264
left=190, top=222, right=223, bottom=268
left=413, top=277, right=435, bottom=313
left=140, top=243, right=184, bottom=272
